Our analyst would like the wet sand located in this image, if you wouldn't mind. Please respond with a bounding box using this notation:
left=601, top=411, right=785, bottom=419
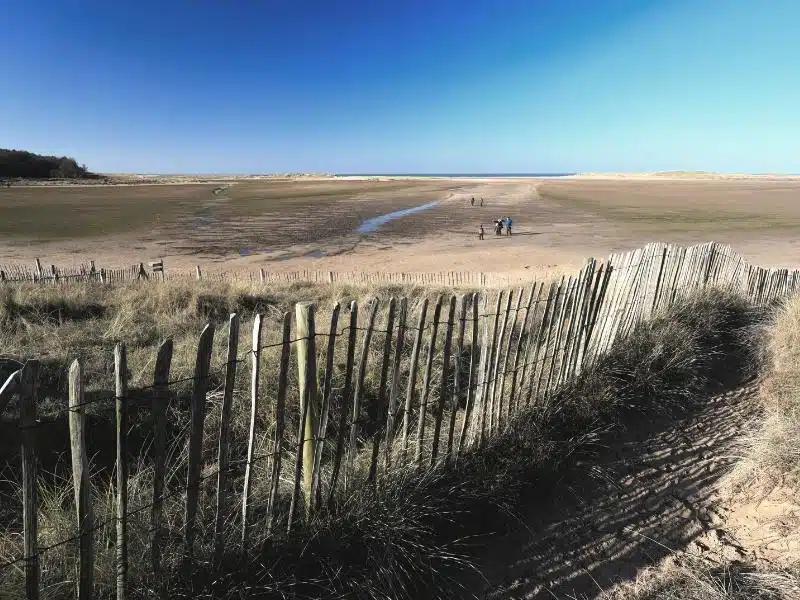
left=3, top=175, right=800, bottom=274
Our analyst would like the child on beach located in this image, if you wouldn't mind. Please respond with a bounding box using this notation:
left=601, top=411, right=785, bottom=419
left=478, top=224, right=484, bottom=240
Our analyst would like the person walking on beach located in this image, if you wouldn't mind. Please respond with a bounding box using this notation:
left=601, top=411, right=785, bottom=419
left=471, top=197, right=475, bottom=206
left=480, top=198, right=484, bottom=207
left=505, top=216, right=513, bottom=236
left=478, top=224, right=484, bottom=240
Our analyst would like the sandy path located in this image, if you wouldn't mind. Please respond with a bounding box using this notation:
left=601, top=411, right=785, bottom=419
left=465, top=382, right=762, bottom=599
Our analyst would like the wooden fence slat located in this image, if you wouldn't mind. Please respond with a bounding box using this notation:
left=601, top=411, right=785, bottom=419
left=241, top=315, right=263, bottom=545
left=347, top=298, right=379, bottom=487
left=401, top=299, right=428, bottom=459
left=385, top=298, right=408, bottom=469
left=150, top=339, right=173, bottom=598
left=415, top=295, right=443, bottom=468
left=530, top=278, right=563, bottom=405
left=508, top=284, right=539, bottom=416
left=20, top=361, right=39, bottom=600
left=474, top=296, right=492, bottom=447
left=498, top=288, right=524, bottom=423
left=68, top=359, right=94, bottom=600
left=265, top=313, right=291, bottom=534
left=484, top=290, right=505, bottom=435
left=430, top=295, right=456, bottom=466
left=213, top=313, right=240, bottom=563
left=115, top=343, right=129, bottom=600
left=327, top=302, right=358, bottom=508
left=311, top=303, right=341, bottom=508
left=446, top=294, right=468, bottom=458
left=457, top=293, right=480, bottom=455
left=368, top=298, right=396, bottom=483
left=184, top=324, right=215, bottom=570
left=558, top=268, right=587, bottom=386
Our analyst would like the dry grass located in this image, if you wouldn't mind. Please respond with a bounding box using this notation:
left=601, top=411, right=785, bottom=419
left=0, top=284, right=763, bottom=599
left=601, top=556, right=800, bottom=600
left=726, top=295, right=800, bottom=499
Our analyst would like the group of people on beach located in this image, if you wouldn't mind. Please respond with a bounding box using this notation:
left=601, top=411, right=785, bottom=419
left=468, top=195, right=512, bottom=240
left=478, top=216, right=512, bottom=240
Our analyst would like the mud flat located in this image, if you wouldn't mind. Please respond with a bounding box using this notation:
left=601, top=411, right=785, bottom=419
left=3, top=175, right=800, bottom=274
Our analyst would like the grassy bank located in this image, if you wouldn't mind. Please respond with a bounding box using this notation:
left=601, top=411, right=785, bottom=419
left=599, top=295, right=800, bottom=600
left=0, top=284, right=765, bottom=598
left=168, top=288, right=757, bottom=599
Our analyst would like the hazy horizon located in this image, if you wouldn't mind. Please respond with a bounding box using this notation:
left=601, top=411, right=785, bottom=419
left=5, top=0, right=800, bottom=174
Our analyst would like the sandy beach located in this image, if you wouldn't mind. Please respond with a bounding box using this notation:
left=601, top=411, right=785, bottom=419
left=3, top=173, right=800, bottom=275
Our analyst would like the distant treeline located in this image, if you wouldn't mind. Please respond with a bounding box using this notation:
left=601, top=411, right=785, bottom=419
left=0, top=148, right=98, bottom=179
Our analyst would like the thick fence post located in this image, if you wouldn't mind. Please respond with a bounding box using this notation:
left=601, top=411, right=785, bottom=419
left=214, top=314, right=240, bottom=563
left=20, top=360, right=40, bottom=600
left=115, top=344, right=129, bottom=600
left=184, top=324, right=215, bottom=572
left=294, top=302, right=319, bottom=517
left=68, top=359, right=94, bottom=600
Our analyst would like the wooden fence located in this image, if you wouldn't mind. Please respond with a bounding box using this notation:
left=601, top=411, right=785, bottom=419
left=0, top=259, right=550, bottom=288
left=0, top=240, right=798, bottom=598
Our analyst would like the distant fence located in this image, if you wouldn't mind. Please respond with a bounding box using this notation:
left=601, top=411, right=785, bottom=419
left=0, top=240, right=798, bottom=598
left=0, top=258, right=549, bottom=288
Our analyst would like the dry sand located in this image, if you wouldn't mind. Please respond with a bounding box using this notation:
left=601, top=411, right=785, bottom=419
left=3, top=174, right=800, bottom=274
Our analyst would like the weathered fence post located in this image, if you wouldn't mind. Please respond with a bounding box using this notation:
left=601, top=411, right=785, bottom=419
left=347, top=299, right=379, bottom=487
left=265, top=313, right=291, bottom=535
left=475, top=297, right=492, bottom=447
left=415, top=294, right=443, bottom=468
left=68, top=359, right=94, bottom=600
left=431, top=295, right=456, bottom=465
left=150, top=339, right=172, bottom=599
left=184, top=324, right=215, bottom=571
left=214, top=314, right=240, bottom=563
left=457, top=293, right=480, bottom=455
left=401, top=299, right=428, bottom=460
left=20, top=360, right=40, bottom=600
left=327, top=302, right=358, bottom=508
left=115, top=343, right=129, bottom=600
left=311, top=303, right=342, bottom=508
left=242, top=314, right=263, bottom=544
left=294, top=302, right=320, bottom=517
left=446, top=294, right=468, bottom=457
left=369, top=298, right=396, bottom=484
left=385, top=298, right=408, bottom=468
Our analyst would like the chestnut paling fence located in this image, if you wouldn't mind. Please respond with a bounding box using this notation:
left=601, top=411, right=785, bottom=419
left=0, top=241, right=798, bottom=599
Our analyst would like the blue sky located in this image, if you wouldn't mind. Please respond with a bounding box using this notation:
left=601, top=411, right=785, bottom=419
left=2, top=0, right=798, bottom=174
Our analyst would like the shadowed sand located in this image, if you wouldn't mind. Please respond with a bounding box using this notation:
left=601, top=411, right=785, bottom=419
left=465, top=382, right=761, bottom=599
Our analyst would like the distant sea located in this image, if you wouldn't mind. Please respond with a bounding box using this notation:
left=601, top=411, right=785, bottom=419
left=337, top=173, right=576, bottom=178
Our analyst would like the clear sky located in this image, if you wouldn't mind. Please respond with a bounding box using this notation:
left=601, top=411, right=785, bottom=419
left=3, top=0, right=799, bottom=174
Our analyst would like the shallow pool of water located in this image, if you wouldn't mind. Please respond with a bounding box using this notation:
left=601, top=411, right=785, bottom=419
left=357, top=201, right=440, bottom=233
